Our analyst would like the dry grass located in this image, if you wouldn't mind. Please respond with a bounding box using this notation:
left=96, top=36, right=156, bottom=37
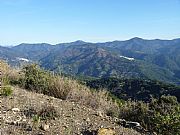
left=48, top=75, right=119, bottom=114
left=1, top=62, right=119, bottom=117
left=0, top=60, right=22, bottom=85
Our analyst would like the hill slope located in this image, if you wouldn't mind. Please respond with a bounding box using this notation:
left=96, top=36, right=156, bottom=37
left=0, top=86, right=141, bottom=135
left=85, top=77, right=180, bottom=102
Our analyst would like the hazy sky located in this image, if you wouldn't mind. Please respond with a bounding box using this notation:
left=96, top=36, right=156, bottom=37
left=0, top=0, right=180, bottom=45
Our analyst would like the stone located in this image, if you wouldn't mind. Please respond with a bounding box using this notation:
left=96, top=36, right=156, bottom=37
left=113, top=117, right=119, bottom=122
left=97, top=128, right=116, bottom=135
left=86, top=117, right=90, bottom=122
left=12, top=108, right=20, bottom=112
left=125, top=121, right=141, bottom=128
left=41, top=124, right=50, bottom=131
left=26, top=125, right=33, bottom=131
left=96, top=110, right=103, bottom=117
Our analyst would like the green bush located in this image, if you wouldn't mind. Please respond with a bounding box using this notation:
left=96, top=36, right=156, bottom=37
left=119, top=101, right=150, bottom=128
left=0, top=86, right=13, bottom=96
left=21, top=64, right=71, bottom=99
left=22, top=64, right=50, bottom=93
left=153, top=111, right=180, bottom=135
left=150, top=96, right=180, bottom=135
left=119, top=96, right=180, bottom=135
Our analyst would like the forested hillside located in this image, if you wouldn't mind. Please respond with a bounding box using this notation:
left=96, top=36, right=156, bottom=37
left=85, top=77, right=180, bottom=102
left=1, top=38, right=180, bottom=84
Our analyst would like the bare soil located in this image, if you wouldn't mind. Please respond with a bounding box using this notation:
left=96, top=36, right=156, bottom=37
left=0, top=86, right=141, bottom=135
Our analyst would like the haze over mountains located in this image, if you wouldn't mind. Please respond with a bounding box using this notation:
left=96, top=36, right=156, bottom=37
left=1, top=37, right=180, bottom=85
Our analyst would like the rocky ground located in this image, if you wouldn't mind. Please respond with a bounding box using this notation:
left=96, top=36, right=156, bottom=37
left=0, top=86, right=142, bottom=135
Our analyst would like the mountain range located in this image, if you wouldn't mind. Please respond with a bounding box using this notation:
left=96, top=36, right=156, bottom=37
left=1, top=37, right=180, bottom=85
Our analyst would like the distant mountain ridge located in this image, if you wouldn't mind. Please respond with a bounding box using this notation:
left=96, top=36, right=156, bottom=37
left=0, top=37, right=180, bottom=84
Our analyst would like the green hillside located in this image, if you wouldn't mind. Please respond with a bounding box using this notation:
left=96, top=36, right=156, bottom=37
left=85, top=77, right=180, bottom=102
left=1, top=38, right=180, bottom=84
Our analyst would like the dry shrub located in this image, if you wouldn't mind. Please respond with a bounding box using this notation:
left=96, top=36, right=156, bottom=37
left=23, top=105, right=58, bottom=121
left=8, top=69, right=24, bottom=85
left=0, top=60, right=11, bottom=85
left=48, top=75, right=119, bottom=115
left=3, top=63, right=119, bottom=117
left=38, top=105, right=58, bottom=120
left=0, top=60, right=22, bottom=85
left=92, top=90, right=120, bottom=116
left=23, top=107, right=38, bottom=118
left=48, top=76, right=72, bottom=100
left=0, top=60, right=10, bottom=75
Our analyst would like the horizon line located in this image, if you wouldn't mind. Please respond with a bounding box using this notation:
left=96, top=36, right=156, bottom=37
left=1, top=37, right=180, bottom=47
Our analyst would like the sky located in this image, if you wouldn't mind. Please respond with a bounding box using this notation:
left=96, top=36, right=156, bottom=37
left=0, top=0, right=180, bottom=45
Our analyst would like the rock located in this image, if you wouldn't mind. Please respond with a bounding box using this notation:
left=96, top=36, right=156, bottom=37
left=22, top=119, right=26, bottom=122
left=41, top=124, right=50, bottom=131
left=63, top=124, right=69, bottom=128
left=16, top=115, right=22, bottom=122
left=97, top=128, right=116, bottom=135
left=96, top=110, right=104, bottom=117
left=86, top=117, right=90, bottom=122
left=113, top=117, right=119, bottom=122
left=105, top=116, right=111, bottom=121
left=26, top=125, right=33, bottom=131
left=153, top=132, right=158, bottom=135
left=125, top=121, right=141, bottom=128
left=12, top=108, right=20, bottom=112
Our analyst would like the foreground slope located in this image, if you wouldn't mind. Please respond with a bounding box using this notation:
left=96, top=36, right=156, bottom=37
left=0, top=86, right=141, bottom=135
